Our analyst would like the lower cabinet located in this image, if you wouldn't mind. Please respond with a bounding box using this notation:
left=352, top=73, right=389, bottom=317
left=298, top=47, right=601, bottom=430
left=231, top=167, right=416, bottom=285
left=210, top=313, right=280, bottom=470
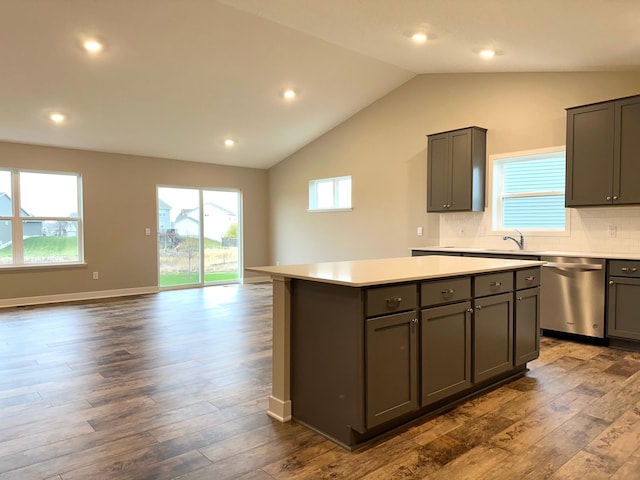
left=607, top=276, right=640, bottom=341
left=473, top=292, right=514, bottom=383
left=514, top=287, right=541, bottom=365
left=366, top=311, right=419, bottom=428
left=420, top=301, right=472, bottom=406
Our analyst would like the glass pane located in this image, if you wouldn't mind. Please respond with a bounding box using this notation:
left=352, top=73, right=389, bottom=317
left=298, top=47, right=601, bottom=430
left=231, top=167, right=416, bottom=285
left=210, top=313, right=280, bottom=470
left=203, top=190, right=240, bottom=283
left=337, top=178, right=352, bottom=208
left=19, top=172, right=79, bottom=217
left=0, top=220, right=11, bottom=264
left=23, top=220, right=79, bottom=263
left=502, top=195, right=566, bottom=229
left=316, top=180, right=334, bottom=209
left=158, top=187, right=201, bottom=287
left=0, top=170, right=11, bottom=216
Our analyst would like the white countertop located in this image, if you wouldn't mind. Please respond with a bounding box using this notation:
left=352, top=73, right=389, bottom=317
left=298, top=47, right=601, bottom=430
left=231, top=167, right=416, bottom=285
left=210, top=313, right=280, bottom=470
left=412, top=246, right=640, bottom=260
left=247, top=256, right=544, bottom=287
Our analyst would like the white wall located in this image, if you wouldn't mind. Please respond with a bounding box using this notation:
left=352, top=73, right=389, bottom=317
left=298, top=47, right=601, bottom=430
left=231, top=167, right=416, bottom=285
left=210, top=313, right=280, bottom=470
left=269, top=71, right=640, bottom=264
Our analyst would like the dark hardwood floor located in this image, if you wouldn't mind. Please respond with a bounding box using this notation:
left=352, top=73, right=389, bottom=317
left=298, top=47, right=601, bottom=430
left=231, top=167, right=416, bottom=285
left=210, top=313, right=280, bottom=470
left=1, top=283, right=639, bottom=479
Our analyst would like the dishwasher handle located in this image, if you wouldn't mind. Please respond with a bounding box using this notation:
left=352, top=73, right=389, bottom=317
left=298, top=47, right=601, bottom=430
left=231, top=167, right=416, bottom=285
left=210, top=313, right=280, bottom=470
left=543, top=262, right=603, bottom=271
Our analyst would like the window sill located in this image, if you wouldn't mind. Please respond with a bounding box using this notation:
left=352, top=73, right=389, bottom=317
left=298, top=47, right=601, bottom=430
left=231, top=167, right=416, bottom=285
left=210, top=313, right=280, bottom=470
left=307, top=208, right=353, bottom=213
left=0, top=262, right=87, bottom=272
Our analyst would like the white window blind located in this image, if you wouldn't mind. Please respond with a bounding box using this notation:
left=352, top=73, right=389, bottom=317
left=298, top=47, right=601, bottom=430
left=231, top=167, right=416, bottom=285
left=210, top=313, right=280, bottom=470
left=493, top=150, right=566, bottom=231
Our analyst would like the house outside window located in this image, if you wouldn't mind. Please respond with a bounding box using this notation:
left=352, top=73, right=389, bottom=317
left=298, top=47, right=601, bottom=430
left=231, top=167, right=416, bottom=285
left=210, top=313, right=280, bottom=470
left=491, top=147, right=567, bottom=233
left=308, top=176, right=352, bottom=211
left=0, top=169, right=83, bottom=266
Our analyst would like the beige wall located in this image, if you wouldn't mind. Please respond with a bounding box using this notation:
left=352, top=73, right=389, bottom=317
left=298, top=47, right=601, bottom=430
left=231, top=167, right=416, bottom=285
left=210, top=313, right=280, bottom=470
left=268, top=71, right=640, bottom=265
left=0, top=141, right=268, bottom=302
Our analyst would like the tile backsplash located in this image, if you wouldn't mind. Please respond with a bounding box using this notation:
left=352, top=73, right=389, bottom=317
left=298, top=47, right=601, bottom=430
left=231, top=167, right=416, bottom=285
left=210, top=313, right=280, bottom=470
left=438, top=206, right=640, bottom=254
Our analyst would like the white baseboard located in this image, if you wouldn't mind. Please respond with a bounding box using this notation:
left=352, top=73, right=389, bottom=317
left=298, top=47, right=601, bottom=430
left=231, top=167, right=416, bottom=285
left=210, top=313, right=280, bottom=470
left=0, top=286, right=159, bottom=309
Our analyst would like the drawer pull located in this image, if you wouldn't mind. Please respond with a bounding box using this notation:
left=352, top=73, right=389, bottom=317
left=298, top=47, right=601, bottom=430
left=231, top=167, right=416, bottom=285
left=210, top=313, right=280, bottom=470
left=489, top=281, right=502, bottom=287
left=440, top=288, right=455, bottom=295
left=386, top=296, right=402, bottom=308
left=517, top=296, right=523, bottom=301
left=621, top=267, right=638, bottom=273
left=524, top=276, right=535, bottom=281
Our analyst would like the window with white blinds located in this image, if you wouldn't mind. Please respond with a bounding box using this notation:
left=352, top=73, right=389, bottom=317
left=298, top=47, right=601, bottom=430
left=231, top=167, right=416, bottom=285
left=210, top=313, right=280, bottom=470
left=492, top=149, right=567, bottom=231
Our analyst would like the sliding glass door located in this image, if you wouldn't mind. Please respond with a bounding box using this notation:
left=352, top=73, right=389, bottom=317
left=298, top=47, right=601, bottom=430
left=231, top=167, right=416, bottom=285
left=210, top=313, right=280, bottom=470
left=157, top=186, right=241, bottom=288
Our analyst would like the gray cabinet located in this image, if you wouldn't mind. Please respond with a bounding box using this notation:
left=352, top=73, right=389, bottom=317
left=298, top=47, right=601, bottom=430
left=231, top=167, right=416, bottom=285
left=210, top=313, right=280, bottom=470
left=566, top=94, right=640, bottom=207
left=366, top=311, right=419, bottom=428
left=607, top=260, right=640, bottom=342
left=420, top=301, right=472, bottom=406
left=473, top=272, right=514, bottom=383
left=514, top=268, right=541, bottom=365
left=427, top=126, right=486, bottom=212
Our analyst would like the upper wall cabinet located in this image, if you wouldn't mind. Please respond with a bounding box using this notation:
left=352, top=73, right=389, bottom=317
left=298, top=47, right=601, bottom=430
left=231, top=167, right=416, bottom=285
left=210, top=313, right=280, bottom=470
left=566, top=94, right=640, bottom=207
left=427, top=126, right=486, bottom=213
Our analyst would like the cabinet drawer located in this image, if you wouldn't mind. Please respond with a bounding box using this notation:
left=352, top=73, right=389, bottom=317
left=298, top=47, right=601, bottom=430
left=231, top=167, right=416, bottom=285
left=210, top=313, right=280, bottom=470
left=366, top=284, right=417, bottom=317
left=474, top=272, right=514, bottom=297
left=421, top=277, right=471, bottom=307
left=516, top=268, right=540, bottom=289
left=609, top=260, right=640, bottom=277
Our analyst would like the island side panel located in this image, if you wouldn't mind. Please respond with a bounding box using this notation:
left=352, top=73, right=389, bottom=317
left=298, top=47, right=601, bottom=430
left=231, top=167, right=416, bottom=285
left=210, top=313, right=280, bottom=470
left=268, top=276, right=292, bottom=422
left=291, top=279, right=365, bottom=446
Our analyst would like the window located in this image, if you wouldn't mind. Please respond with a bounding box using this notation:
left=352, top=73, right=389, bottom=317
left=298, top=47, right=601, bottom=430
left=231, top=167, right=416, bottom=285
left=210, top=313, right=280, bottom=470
left=0, top=169, right=83, bottom=266
left=491, top=148, right=567, bottom=232
left=308, top=176, right=352, bottom=211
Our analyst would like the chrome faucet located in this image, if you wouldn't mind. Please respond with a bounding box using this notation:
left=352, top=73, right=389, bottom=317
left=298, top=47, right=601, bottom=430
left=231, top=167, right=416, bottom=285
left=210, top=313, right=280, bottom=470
left=503, top=229, right=525, bottom=250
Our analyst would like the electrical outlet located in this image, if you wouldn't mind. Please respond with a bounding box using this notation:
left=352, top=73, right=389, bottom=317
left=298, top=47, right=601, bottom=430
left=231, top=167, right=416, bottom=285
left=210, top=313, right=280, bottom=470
left=92, top=272, right=99, bottom=280
left=417, top=226, right=423, bottom=236
left=607, top=225, right=617, bottom=238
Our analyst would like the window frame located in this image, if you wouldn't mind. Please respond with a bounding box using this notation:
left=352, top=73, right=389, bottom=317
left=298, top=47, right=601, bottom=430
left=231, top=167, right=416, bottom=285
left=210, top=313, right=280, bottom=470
left=308, top=175, right=352, bottom=212
left=0, top=168, right=84, bottom=267
left=489, top=146, right=570, bottom=237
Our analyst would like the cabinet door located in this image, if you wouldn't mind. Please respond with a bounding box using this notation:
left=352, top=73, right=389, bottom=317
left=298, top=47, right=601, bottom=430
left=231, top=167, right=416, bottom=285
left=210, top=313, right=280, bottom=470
left=566, top=102, right=615, bottom=206
left=421, top=301, right=472, bottom=406
left=473, top=292, right=513, bottom=383
left=514, top=287, right=540, bottom=366
left=366, top=311, right=418, bottom=428
left=427, top=132, right=450, bottom=212
left=607, top=276, right=640, bottom=341
left=448, top=129, right=472, bottom=211
left=614, top=96, right=640, bottom=205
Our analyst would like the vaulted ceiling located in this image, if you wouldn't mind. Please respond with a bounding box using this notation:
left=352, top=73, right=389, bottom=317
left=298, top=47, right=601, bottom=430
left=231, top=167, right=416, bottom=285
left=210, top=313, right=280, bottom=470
left=2, top=0, right=639, bottom=169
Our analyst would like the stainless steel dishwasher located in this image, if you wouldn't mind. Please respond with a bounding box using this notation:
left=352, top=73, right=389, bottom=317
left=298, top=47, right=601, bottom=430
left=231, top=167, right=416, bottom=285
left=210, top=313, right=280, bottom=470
left=540, top=256, right=606, bottom=338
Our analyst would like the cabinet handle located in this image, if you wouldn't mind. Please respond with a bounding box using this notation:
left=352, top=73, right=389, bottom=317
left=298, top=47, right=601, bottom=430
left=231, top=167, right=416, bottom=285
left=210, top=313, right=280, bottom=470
left=609, top=280, right=614, bottom=285
left=606, top=195, right=612, bottom=201
left=621, top=267, right=638, bottom=273
left=440, top=288, right=455, bottom=295
left=475, top=304, right=482, bottom=310
left=411, top=318, right=419, bottom=324
left=386, top=297, right=402, bottom=308
left=524, top=276, right=535, bottom=281
left=489, top=281, right=502, bottom=287
left=613, top=195, right=619, bottom=200
left=517, top=296, right=524, bottom=301
left=466, top=308, right=474, bottom=313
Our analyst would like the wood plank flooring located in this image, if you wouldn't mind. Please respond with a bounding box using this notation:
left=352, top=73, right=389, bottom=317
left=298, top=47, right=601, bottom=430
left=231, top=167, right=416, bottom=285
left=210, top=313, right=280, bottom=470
left=1, top=284, right=639, bottom=479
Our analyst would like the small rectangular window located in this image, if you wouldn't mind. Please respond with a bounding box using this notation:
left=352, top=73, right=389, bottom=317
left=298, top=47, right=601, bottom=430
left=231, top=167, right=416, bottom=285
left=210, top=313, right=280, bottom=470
left=308, top=176, right=352, bottom=211
left=492, top=148, right=567, bottom=232
left=0, top=168, right=83, bottom=266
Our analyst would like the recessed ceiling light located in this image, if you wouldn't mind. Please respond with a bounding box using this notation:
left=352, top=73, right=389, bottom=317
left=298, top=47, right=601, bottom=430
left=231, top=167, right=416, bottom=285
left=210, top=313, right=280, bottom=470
left=82, top=38, right=104, bottom=53
left=411, top=33, right=428, bottom=43
left=283, top=89, right=297, bottom=100
left=479, top=49, right=496, bottom=58
left=49, top=112, right=66, bottom=123
left=224, top=138, right=235, bottom=147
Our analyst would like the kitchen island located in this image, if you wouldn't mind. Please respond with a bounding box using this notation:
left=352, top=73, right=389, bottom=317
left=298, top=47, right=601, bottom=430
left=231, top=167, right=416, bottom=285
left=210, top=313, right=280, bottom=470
left=248, top=255, right=544, bottom=449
